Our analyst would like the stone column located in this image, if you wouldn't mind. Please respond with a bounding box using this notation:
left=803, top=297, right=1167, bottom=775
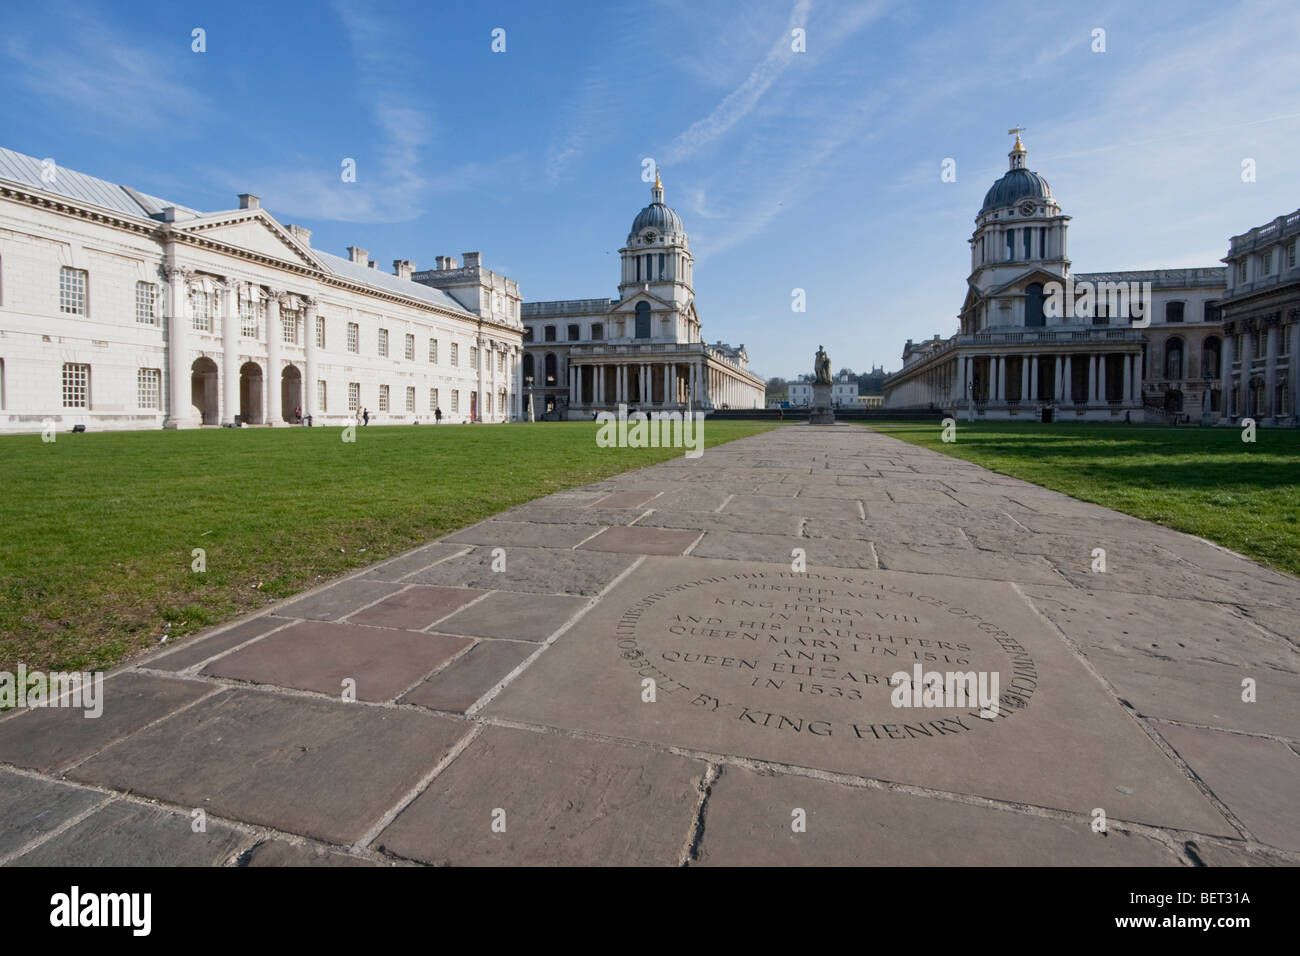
left=1028, top=354, right=1038, bottom=401
left=1053, top=355, right=1063, bottom=401
left=304, top=296, right=318, bottom=420
left=1063, top=355, right=1072, bottom=403
left=1265, top=319, right=1280, bottom=421
left=1239, top=322, right=1254, bottom=418
left=568, top=365, right=576, bottom=406
left=1220, top=329, right=1235, bottom=419
left=265, top=292, right=282, bottom=425
left=1019, top=356, right=1029, bottom=402
left=1098, top=353, right=1108, bottom=403
left=994, top=356, right=1005, bottom=402
left=1122, top=354, right=1132, bottom=403
left=220, top=280, right=239, bottom=425
left=668, top=363, right=677, bottom=405
left=163, top=265, right=191, bottom=428
left=1087, top=355, right=1097, bottom=403
left=1290, top=320, right=1300, bottom=421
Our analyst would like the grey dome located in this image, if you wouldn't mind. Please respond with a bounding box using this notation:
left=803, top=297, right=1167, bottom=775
left=980, top=168, right=1053, bottom=214
left=630, top=201, right=683, bottom=236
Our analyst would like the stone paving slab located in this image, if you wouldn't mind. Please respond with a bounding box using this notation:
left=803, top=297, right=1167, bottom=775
left=201, top=620, right=473, bottom=702
left=0, top=770, right=106, bottom=859
left=399, top=640, right=536, bottom=713
left=434, top=591, right=590, bottom=642
left=238, top=839, right=381, bottom=867
left=442, top=519, right=602, bottom=549
left=484, top=556, right=1233, bottom=834
left=67, top=690, right=470, bottom=845
left=355, top=543, right=465, bottom=582
left=1153, top=723, right=1300, bottom=853
left=273, top=578, right=405, bottom=621
left=9, top=801, right=247, bottom=867
left=694, top=765, right=1181, bottom=866
left=578, top=526, right=701, bottom=555
left=346, top=585, right=485, bottom=630
left=0, top=672, right=213, bottom=774
left=405, top=546, right=636, bottom=595
left=145, top=615, right=290, bottom=672
left=374, top=726, right=705, bottom=865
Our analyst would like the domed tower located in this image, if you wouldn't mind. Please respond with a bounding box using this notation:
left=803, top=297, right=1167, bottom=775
left=964, top=131, right=1071, bottom=331
left=619, top=171, right=696, bottom=327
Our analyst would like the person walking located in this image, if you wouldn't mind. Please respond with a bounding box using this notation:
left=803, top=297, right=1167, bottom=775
left=294, top=405, right=302, bottom=425
left=435, top=407, right=442, bottom=425
left=362, top=408, right=370, bottom=426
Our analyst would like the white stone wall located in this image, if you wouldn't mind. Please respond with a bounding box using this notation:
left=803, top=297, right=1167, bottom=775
left=0, top=192, right=521, bottom=433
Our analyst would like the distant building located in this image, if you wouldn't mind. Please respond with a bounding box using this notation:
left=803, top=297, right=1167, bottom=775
left=788, top=372, right=866, bottom=407
left=0, top=146, right=522, bottom=432
left=1218, top=210, right=1299, bottom=425
left=520, top=173, right=764, bottom=418
left=882, top=134, right=1227, bottom=422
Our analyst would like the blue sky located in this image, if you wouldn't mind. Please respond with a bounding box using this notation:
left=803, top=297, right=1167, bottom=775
left=3, top=0, right=1298, bottom=379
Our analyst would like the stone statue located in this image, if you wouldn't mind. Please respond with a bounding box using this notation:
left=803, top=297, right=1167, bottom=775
left=814, top=345, right=832, bottom=387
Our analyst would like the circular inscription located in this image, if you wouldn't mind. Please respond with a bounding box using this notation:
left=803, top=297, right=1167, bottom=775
left=614, top=569, right=1038, bottom=744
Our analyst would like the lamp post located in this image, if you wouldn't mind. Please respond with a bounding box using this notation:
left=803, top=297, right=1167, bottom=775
left=524, top=375, right=535, bottom=422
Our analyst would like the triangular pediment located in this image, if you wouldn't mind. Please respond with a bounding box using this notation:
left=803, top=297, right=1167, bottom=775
left=986, top=267, right=1064, bottom=299
left=610, top=289, right=677, bottom=313
left=175, top=210, right=322, bottom=269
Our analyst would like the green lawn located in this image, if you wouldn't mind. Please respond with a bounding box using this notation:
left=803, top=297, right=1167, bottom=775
left=868, top=421, right=1300, bottom=578
left=0, top=421, right=772, bottom=674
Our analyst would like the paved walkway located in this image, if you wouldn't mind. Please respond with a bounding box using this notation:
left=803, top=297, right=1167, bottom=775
left=2, top=425, right=1297, bottom=865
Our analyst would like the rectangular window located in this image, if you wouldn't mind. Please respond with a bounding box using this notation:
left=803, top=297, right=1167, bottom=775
left=137, top=368, right=161, bottom=409
left=405, top=333, right=415, bottom=361
left=658, top=253, right=665, bottom=279
left=241, top=299, right=260, bottom=338
left=347, top=322, right=359, bottom=353
left=405, top=386, right=415, bottom=412
left=429, top=387, right=438, bottom=412
left=1237, top=261, right=1248, bottom=284
left=1281, top=325, right=1292, bottom=357
left=1039, top=227, right=1046, bottom=258
left=59, top=267, right=88, bottom=315
left=348, top=382, right=360, bottom=412
left=281, top=309, right=300, bottom=345
left=498, top=351, right=505, bottom=373
left=316, top=317, right=325, bottom=349
left=1261, top=251, right=1273, bottom=276
left=317, top=380, right=327, bottom=412
left=591, top=323, right=603, bottom=340
left=451, top=342, right=459, bottom=366
left=378, top=384, right=389, bottom=412
left=486, top=392, right=493, bottom=415
left=1005, top=230, right=1015, bottom=260
left=544, top=326, right=556, bottom=342
left=62, top=363, right=90, bottom=407
left=451, top=390, right=459, bottom=414
left=190, top=291, right=211, bottom=332
left=1023, top=230, right=1032, bottom=259
left=1290, top=240, right=1297, bottom=270
left=470, top=346, right=478, bottom=370
left=429, top=338, right=438, bottom=363
left=1165, top=302, right=1184, bottom=323
left=635, top=256, right=641, bottom=282
left=568, top=324, right=580, bottom=341
left=378, top=328, right=389, bottom=357
left=136, top=282, right=158, bottom=325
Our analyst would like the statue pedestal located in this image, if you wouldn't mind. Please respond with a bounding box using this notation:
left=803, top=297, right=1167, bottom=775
left=810, top=384, right=835, bottom=424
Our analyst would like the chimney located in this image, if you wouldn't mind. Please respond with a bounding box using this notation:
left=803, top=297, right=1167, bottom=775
left=287, top=224, right=312, bottom=247
left=462, top=251, right=481, bottom=269
left=393, top=259, right=415, bottom=280
left=238, top=194, right=260, bottom=209
left=159, top=207, right=179, bottom=222
left=368, top=260, right=377, bottom=269
left=434, top=256, right=445, bottom=270
left=347, top=246, right=368, bottom=265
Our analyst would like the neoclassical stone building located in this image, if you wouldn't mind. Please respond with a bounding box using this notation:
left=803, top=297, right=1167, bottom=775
left=521, top=173, right=764, bottom=418
left=1219, top=209, right=1299, bottom=425
left=883, top=134, right=1227, bottom=422
left=0, top=146, right=523, bottom=433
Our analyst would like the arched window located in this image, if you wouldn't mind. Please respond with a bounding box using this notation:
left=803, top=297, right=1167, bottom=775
left=1025, top=283, right=1045, bottom=328
left=522, top=353, right=534, bottom=384
left=1165, top=337, right=1184, bottom=380
left=544, top=353, right=557, bottom=386
left=635, top=302, right=651, bottom=339
left=1202, top=336, right=1221, bottom=380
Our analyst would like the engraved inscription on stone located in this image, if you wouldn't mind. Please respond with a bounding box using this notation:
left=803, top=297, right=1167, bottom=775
left=613, top=570, right=1039, bottom=743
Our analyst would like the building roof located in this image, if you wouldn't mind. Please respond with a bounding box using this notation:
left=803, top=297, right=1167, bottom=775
left=980, top=167, right=1054, bottom=215
left=0, top=146, right=202, bottom=220
left=316, top=251, right=469, bottom=313
left=0, top=145, right=482, bottom=318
